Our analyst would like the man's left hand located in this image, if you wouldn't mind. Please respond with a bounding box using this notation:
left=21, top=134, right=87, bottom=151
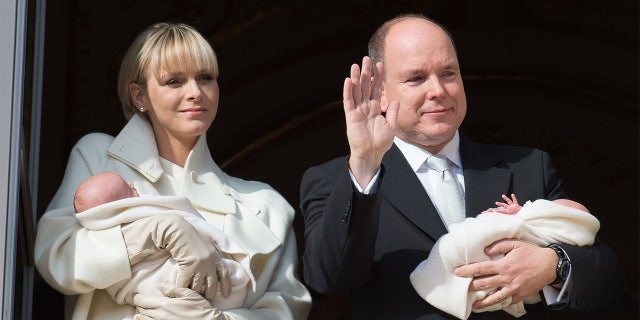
left=454, top=239, right=558, bottom=309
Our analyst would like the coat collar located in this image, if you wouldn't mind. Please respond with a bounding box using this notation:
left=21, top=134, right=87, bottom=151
left=107, top=114, right=164, bottom=182
left=106, top=114, right=236, bottom=215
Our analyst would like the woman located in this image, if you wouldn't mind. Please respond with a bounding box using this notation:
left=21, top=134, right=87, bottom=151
left=34, top=22, right=311, bottom=319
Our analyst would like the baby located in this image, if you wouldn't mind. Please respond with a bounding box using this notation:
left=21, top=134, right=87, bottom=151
left=411, top=194, right=600, bottom=319
left=73, top=172, right=254, bottom=310
left=74, top=171, right=140, bottom=213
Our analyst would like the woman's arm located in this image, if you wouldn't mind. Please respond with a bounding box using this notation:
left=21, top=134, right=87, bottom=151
left=34, top=133, right=132, bottom=294
left=225, top=228, right=311, bottom=320
left=133, top=226, right=312, bottom=320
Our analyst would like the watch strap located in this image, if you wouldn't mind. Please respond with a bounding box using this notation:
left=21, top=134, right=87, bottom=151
left=548, top=243, right=570, bottom=285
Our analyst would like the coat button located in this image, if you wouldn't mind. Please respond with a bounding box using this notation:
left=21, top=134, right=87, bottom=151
left=221, top=185, right=231, bottom=195
left=190, top=171, right=198, bottom=182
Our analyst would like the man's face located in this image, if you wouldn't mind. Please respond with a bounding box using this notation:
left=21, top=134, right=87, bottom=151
left=381, top=19, right=467, bottom=154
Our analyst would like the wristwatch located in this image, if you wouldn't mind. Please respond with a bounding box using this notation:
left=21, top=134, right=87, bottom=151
left=548, top=243, right=570, bottom=285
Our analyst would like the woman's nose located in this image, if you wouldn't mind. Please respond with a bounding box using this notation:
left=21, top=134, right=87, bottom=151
left=185, top=79, right=202, bottom=101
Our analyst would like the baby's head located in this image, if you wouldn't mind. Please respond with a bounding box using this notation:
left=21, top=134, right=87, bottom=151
left=74, top=172, right=139, bottom=213
left=553, top=199, right=589, bottom=213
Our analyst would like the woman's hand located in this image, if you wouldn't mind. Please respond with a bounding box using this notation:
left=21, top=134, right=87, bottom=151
left=344, top=56, right=398, bottom=187
left=133, top=282, right=229, bottom=320
left=121, top=214, right=231, bottom=301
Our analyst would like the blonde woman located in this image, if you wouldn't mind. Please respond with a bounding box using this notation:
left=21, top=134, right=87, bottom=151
left=35, top=22, right=311, bottom=320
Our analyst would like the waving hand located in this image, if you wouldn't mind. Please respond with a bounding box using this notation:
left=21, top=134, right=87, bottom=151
left=344, top=56, right=398, bottom=187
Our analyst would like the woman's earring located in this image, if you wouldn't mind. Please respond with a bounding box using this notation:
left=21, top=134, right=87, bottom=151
left=139, top=107, right=145, bottom=112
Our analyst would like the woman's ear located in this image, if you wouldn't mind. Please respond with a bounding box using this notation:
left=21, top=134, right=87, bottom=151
left=129, top=83, right=146, bottom=109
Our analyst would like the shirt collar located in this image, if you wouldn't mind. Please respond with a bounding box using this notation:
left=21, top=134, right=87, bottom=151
left=394, top=131, right=462, bottom=173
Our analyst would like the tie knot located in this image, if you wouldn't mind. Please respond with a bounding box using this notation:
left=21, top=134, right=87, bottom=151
left=426, top=154, right=449, bottom=172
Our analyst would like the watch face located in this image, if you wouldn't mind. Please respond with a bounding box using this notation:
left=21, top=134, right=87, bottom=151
left=559, top=260, right=570, bottom=278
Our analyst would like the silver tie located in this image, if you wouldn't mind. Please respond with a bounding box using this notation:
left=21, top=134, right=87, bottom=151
left=425, top=154, right=466, bottom=226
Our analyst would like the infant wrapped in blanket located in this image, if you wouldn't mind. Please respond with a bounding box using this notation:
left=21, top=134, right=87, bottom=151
left=410, top=195, right=600, bottom=319
left=74, top=172, right=255, bottom=310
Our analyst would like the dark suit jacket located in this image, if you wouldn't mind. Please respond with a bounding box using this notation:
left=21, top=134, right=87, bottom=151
left=300, top=134, right=623, bottom=320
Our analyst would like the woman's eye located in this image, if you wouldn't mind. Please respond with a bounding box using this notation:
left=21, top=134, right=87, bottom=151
left=165, top=78, right=181, bottom=86
left=198, top=74, right=214, bottom=81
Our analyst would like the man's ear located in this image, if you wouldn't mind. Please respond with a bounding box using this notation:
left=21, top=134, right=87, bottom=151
left=381, top=90, right=388, bottom=113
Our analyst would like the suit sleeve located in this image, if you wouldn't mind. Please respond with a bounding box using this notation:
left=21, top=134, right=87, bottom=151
left=539, top=150, right=624, bottom=311
left=556, top=239, right=624, bottom=312
left=299, top=159, right=384, bottom=294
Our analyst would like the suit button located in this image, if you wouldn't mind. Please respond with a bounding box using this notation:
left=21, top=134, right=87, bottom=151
left=221, top=185, right=231, bottom=195
left=342, top=200, right=351, bottom=223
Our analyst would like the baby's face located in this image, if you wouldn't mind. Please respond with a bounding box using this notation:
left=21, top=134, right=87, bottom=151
left=95, top=172, right=140, bottom=202
left=114, top=179, right=139, bottom=200
left=127, top=181, right=140, bottom=197
left=75, top=172, right=140, bottom=213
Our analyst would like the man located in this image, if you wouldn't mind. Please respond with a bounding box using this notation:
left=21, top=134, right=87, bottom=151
left=300, top=13, right=623, bottom=319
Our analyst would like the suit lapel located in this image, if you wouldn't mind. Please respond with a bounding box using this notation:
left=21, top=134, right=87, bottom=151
left=381, top=136, right=514, bottom=239
left=382, top=145, right=448, bottom=240
left=459, top=134, right=512, bottom=217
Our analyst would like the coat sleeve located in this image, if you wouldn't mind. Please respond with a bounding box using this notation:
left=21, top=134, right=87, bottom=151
left=224, top=226, right=311, bottom=320
left=299, top=159, right=384, bottom=294
left=34, top=134, right=132, bottom=294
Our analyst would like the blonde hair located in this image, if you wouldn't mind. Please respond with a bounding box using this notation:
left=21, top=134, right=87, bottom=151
left=117, top=22, right=219, bottom=120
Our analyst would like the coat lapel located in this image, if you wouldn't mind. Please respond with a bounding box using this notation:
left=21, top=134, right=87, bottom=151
left=382, top=145, right=448, bottom=240
left=181, top=136, right=237, bottom=215
left=181, top=138, right=281, bottom=256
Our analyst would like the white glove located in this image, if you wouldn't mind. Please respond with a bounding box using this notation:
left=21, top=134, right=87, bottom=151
left=121, top=213, right=231, bottom=301
left=133, top=281, right=230, bottom=320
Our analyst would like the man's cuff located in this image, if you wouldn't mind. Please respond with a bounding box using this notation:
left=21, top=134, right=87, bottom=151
left=349, top=167, right=382, bottom=194
left=542, top=261, right=572, bottom=309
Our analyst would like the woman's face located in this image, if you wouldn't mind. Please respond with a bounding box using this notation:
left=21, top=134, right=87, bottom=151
left=138, top=66, right=219, bottom=150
